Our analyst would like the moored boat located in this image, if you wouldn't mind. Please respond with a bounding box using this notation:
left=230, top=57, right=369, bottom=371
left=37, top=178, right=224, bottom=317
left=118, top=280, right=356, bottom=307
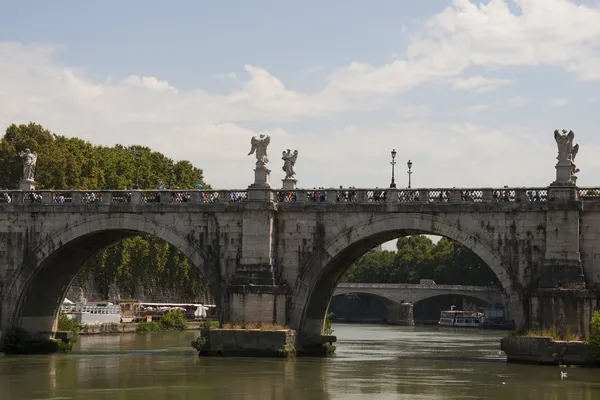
left=438, top=306, right=483, bottom=328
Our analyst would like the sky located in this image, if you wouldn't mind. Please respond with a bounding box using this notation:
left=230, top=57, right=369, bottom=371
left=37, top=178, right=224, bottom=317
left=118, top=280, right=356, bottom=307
left=1, top=0, right=600, bottom=192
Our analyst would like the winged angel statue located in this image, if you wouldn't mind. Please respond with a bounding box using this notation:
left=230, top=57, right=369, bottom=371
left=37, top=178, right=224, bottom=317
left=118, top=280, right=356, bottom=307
left=248, top=133, right=271, bottom=168
left=554, top=129, right=580, bottom=177
left=282, top=149, right=299, bottom=179
left=19, top=148, right=38, bottom=181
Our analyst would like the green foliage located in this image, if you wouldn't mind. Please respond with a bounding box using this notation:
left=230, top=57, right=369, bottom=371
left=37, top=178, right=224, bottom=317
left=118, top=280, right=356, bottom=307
left=198, top=320, right=220, bottom=329
left=160, top=309, right=188, bottom=331
left=136, top=322, right=163, bottom=332
left=0, top=122, right=212, bottom=301
left=58, top=313, right=81, bottom=343
left=191, top=336, right=207, bottom=352
left=342, top=236, right=500, bottom=287
left=589, top=310, right=600, bottom=360
left=324, top=312, right=335, bottom=336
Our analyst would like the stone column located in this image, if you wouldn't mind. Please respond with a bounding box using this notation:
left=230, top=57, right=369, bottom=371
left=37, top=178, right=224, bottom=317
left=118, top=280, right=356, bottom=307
left=386, top=303, right=414, bottom=326
left=538, top=201, right=584, bottom=289
left=227, top=197, right=287, bottom=326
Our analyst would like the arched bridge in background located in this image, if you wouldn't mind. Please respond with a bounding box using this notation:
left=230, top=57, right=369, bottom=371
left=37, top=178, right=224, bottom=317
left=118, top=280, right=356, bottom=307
left=333, top=283, right=504, bottom=307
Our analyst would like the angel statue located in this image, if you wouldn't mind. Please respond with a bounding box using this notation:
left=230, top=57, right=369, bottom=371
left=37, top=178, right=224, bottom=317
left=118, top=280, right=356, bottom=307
left=282, top=149, right=299, bottom=179
left=19, top=148, right=38, bottom=181
left=570, top=143, right=580, bottom=176
left=554, top=129, right=575, bottom=165
left=248, top=133, right=271, bottom=168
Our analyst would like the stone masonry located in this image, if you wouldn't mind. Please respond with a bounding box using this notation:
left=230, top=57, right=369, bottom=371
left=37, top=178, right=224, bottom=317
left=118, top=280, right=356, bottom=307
left=0, top=185, right=599, bottom=344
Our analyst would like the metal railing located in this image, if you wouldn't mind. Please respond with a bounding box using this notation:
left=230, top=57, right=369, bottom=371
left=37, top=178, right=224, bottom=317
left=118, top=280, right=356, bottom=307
left=0, top=187, right=596, bottom=206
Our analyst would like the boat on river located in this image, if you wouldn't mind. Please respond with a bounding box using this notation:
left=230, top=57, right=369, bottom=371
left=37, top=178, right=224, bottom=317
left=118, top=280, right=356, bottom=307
left=438, top=306, right=484, bottom=328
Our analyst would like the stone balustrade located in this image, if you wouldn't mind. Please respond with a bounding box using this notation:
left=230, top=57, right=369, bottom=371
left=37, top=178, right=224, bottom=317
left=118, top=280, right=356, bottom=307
left=0, top=187, right=598, bottom=206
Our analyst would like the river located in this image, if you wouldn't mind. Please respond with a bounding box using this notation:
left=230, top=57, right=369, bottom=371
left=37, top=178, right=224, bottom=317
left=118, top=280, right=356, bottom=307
left=1, top=324, right=599, bottom=399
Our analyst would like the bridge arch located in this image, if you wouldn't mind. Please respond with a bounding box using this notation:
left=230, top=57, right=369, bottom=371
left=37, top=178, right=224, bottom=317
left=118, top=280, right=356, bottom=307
left=290, top=213, right=525, bottom=337
left=5, top=214, right=220, bottom=333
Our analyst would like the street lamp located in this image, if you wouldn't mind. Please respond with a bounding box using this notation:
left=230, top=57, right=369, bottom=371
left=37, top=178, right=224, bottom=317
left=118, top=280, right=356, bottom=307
left=168, top=163, right=173, bottom=189
left=407, top=159, right=413, bottom=189
left=389, top=149, right=397, bottom=188
left=134, top=153, right=141, bottom=189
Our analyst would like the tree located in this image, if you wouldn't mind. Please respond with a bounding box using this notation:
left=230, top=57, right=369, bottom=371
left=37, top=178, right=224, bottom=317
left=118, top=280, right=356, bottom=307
left=342, top=235, right=500, bottom=287
left=0, top=122, right=212, bottom=302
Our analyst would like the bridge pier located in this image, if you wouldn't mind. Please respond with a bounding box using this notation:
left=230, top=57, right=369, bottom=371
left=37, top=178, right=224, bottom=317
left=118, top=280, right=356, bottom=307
left=386, top=303, right=414, bottom=326
left=530, top=289, right=597, bottom=337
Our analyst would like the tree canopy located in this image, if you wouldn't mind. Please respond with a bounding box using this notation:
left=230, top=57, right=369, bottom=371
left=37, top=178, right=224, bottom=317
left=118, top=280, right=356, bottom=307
left=342, top=236, right=500, bottom=287
left=0, top=122, right=211, bottom=301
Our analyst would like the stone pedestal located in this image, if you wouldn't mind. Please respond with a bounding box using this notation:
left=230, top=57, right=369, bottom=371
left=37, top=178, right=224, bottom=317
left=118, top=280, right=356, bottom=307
left=282, top=178, right=297, bottom=190
left=547, top=186, right=577, bottom=201
left=249, top=167, right=271, bottom=189
left=551, top=162, right=576, bottom=187
left=19, top=179, right=35, bottom=191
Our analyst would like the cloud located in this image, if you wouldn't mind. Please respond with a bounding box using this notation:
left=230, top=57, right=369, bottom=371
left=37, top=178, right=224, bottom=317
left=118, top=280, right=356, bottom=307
left=1, top=1, right=600, bottom=190
left=120, top=75, right=177, bottom=92
left=550, top=97, right=569, bottom=106
left=326, top=0, right=600, bottom=96
left=453, top=76, right=512, bottom=93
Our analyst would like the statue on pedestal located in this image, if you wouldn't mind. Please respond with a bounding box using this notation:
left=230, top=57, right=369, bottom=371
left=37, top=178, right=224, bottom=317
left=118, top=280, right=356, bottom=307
left=282, top=149, right=298, bottom=179
left=19, top=148, right=37, bottom=181
left=248, top=133, right=272, bottom=189
left=552, top=129, right=580, bottom=186
left=248, top=133, right=271, bottom=169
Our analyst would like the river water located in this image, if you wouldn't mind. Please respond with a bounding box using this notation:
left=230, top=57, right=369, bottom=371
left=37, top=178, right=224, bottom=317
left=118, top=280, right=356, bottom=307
left=1, top=324, right=599, bottom=399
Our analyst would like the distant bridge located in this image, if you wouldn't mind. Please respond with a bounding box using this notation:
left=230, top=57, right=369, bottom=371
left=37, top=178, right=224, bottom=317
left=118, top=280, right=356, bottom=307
left=333, top=283, right=503, bottom=307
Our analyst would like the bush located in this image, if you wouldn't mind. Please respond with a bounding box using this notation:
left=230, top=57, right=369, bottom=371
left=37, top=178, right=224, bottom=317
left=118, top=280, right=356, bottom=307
left=160, top=309, right=188, bottom=331
left=589, top=310, right=600, bottom=361
left=58, top=313, right=81, bottom=343
left=136, top=322, right=163, bottom=332
left=191, top=336, right=207, bottom=352
left=198, top=320, right=219, bottom=329
left=324, top=312, right=335, bottom=336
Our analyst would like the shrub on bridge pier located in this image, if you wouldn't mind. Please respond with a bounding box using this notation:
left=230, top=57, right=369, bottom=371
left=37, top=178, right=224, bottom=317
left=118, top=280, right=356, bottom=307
left=588, top=310, right=600, bottom=361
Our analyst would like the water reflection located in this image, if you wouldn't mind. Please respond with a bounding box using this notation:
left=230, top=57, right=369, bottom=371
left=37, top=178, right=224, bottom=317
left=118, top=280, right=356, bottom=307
left=0, top=326, right=599, bottom=399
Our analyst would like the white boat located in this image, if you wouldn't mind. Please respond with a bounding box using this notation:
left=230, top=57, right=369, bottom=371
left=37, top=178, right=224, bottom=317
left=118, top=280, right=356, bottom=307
left=438, top=306, right=483, bottom=328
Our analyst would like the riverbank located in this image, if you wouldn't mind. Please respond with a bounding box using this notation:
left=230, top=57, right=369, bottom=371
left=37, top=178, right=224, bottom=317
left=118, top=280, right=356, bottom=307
left=79, top=321, right=203, bottom=335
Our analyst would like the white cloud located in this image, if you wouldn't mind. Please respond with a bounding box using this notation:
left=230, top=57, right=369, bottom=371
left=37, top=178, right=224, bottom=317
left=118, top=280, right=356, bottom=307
left=550, top=97, right=569, bottom=106
left=453, top=76, right=512, bottom=93
left=326, top=0, right=600, bottom=96
left=120, top=75, right=176, bottom=92
left=1, top=1, right=600, bottom=190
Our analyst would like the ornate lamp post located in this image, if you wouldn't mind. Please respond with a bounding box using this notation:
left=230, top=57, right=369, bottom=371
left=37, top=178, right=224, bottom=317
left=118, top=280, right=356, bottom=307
left=407, top=159, right=413, bottom=189
left=390, top=149, right=397, bottom=188
left=168, top=163, right=173, bottom=189
left=134, top=153, right=141, bottom=189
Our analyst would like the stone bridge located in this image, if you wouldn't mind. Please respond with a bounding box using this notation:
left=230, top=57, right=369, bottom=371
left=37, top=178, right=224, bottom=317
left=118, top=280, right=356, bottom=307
left=1, top=184, right=599, bottom=347
left=333, top=283, right=503, bottom=306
